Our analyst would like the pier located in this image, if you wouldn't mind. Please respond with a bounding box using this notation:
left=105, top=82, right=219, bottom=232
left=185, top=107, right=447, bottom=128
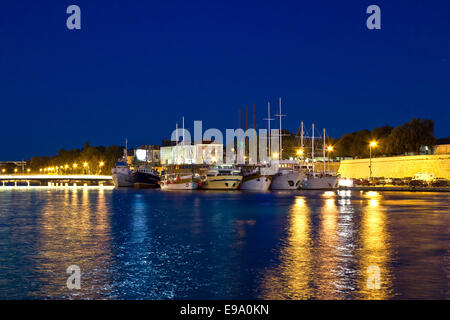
left=0, top=174, right=112, bottom=187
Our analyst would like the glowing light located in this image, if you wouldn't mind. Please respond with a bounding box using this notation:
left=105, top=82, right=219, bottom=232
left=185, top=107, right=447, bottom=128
left=272, top=152, right=279, bottom=159
left=2, top=169, right=5, bottom=173
left=338, top=178, right=353, bottom=187
left=370, top=141, right=377, bottom=147
left=27, top=169, right=31, bottom=172
left=73, top=163, right=78, bottom=168
left=327, top=146, right=334, bottom=152
left=296, top=149, right=304, bottom=156
left=99, top=161, right=104, bottom=167
left=14, top=168, right=18, bottom=173
left=323, top=191, right=335, bottom=198
left=83, top=162, right=88, bottom=167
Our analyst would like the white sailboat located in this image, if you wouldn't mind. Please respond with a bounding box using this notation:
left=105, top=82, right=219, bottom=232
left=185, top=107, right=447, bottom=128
left=301, top=125, right=339, bottom=190
left=270, top=98, right=304, bottom=190
left=240, top=104, right=273, bottom=191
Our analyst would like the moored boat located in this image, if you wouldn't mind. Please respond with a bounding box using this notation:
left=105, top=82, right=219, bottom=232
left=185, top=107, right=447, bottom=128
left=133, top=167, right=160, bottom=189
left=160, top=174, right=200, bottom=190
left=301, top=173, right=339, bottom=190
left=240, top=166, right=272, bottom=191
left=201, top=166, right=242, bottom=190
left=270, top=160, right=305, bottom=190
left=112, top=161, right=135, bottom=187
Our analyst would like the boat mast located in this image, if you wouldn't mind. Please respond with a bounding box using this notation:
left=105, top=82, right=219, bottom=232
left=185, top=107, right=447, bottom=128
left=182, top=116, right=185, bottom=163
left=323, top=128, right=326, bottom=173
left=266, top=102, right=272, bottom=162
left=301, top=121, right=304, bottom=150
left=124, top=138, right=128, bottom=160
left=175, top=122, right=178, bottom=164
left=312, top=123, right=315, bottom=176
left=275, top=97, right=286, bottom=161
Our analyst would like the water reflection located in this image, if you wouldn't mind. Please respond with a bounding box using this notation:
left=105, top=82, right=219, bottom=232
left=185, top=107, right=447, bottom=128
left=0, top=189, right=447, bottom=299
left=357, top=191, right=393, bottom=299
left=260, top=196, right=313, bottom=299
left=36, top=188, right=113, bottom=298
left=260, top=190, right=396, bottom=299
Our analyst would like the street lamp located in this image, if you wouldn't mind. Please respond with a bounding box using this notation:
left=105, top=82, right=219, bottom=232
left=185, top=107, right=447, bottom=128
left=369, top=141, right=377, bottom=180
left=272, top=152, right=279, bottom=159
left=327, top=146, right=334, bottom=171
left=99, top=161, right=104, bottom=174
left=296, top=148, right=304, bottom=157
left=83, top=162, right=88, bottom=175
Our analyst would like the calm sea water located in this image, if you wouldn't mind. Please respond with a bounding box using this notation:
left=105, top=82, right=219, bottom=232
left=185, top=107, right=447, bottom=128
left=0, top=188, right=448, bottom=300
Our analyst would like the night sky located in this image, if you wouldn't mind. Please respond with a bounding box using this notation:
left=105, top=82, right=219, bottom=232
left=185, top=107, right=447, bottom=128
left=1, top=0, right=449, bottom=160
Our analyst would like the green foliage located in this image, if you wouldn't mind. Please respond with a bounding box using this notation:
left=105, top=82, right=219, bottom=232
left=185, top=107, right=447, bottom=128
left=27, top=143, right=124, bottom=174
left=335, top=118, right=435, bottom=158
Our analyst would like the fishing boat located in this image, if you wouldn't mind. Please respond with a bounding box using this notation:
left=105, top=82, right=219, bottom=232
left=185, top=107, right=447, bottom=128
left=112, top=161, right=135, bottom=187
left=112, top=143, right=135, bottom=187
left=160, top=173, right=200, bottom=190
left=201, top=165, right=242, bottom=190
left=133, top=167, right=160, bottom=189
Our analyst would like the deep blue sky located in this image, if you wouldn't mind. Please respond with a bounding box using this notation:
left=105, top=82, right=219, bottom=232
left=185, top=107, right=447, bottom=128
left=1, top=0, right=449, bottom=160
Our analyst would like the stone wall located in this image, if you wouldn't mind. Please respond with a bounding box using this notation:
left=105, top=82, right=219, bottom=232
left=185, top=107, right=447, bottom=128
left=338, top=154, right=450, bottom=179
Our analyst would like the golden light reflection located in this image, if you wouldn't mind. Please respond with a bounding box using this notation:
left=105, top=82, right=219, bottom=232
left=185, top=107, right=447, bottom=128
left=358, top=192, right=393, bottom=299
left=314, top=195, right=339, bottom=299
left=35, top=189, right=113, bottom=298
left=259, top=196, right=313, bottom=299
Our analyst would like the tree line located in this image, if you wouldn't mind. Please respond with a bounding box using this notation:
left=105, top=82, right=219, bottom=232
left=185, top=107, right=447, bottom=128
left=275, top=118, right=436, bottom=159
left=27, top=142, right=124, bottom=174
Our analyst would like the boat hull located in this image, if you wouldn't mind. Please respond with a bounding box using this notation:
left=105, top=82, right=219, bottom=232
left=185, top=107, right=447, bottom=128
left=241, top=175, right=272, bottom=191
left=201, top=176, right=242, bottom=190
left=112, top=172, right=135, bottom=188
left=132, top=171, right=160, bottom=189
left=270, top=171, right=304, bottom=190
left=301, top=176, right=339, bottom=190
left=161, top=181, right=198, bottom=190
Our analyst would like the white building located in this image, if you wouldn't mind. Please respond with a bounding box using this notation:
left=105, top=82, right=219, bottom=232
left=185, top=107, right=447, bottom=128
left=160, top=143, right=223, bottom=165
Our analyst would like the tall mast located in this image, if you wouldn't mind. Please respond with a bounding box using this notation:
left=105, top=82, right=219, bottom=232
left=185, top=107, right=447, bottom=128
left=323, top=128, right=326, bottom=173
left=182, top=116, right=185, bottom=146
left=301, top=121, right=304, bottom=150
left=253, top=103, right=255, bottom=130
left=125, top=138, right=128, bottom=159
left=264, top=102, right=274, bottom=162
left=312, top=123, right=315, bottom=175
left=275, top=97, right=286, bottom=160
left=175, top=122, right=178, bottom=164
